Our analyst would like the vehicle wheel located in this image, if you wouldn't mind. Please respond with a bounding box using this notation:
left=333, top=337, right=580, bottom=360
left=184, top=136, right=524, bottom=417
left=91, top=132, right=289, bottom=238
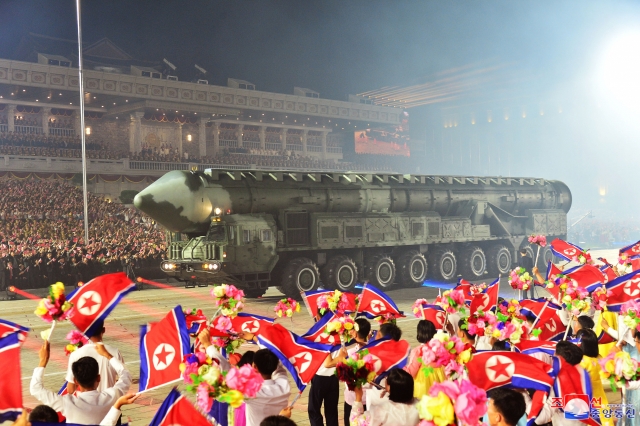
left=540, top=246, right=554, bottom=268
left=322, top=255, right=359, bottom=291
left=459, top=246, right=486, bottom=279
left=428, top=249, right=458, bottom=282
left=487, top=245, right=512, bottom=277
left=366, top=254, right=396, bottom=288
left=244, top=288, right=267, bottom=298
left=280, top=257, right=320, bottom=299
left=397, top=250, right=428, bottom=287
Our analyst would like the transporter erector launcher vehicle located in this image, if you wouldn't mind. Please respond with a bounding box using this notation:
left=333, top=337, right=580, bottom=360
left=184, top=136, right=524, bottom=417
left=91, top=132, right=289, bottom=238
left=134, top=169, right=571, bottom=298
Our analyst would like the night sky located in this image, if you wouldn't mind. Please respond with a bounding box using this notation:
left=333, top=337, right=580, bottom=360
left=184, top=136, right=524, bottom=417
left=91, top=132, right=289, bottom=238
left=2, top=1, right=640, bottom=214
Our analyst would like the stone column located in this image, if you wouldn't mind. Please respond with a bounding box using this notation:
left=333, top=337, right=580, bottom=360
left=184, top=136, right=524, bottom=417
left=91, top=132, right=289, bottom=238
left=177, top=123, right=183, bottom=157
left=302, top=129, right=308, bottom=154
left=212, top=123, right=220, bottom=155
left=321, top=130, right=329, bottom=160
left=6, top=105, right=15, bottom=133
left=74, top=111, right=82, bottom=137
left=41, top=107, right=51, bottom=136
left=237, top=124, right=243, bottom=148
left=129, top=112, right=144, bottom=153
left=281, top=128, right=287, bottom=151
left=259, top=126, right=266, bottom=150
left=198, top=119, right=207, bottom=158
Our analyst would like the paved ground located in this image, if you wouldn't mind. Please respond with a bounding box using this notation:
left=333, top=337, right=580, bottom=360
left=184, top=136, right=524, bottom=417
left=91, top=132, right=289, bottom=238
left=2, top=248, right=623, bottom=425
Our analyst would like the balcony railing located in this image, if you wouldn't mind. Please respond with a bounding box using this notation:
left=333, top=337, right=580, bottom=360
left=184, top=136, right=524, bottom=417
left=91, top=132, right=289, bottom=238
left=242, top=141, right=261, bottom=149
left=265, top=142, right=281, bottom=151
left=14, top=125, right=43, bottom=134
left=49, top=128, right=75, bottom=137
left=307, top=145, right=323, bottom=152
left=219, top=139, right=238, bottom=148
left=327, top=146, right=343, bottom=153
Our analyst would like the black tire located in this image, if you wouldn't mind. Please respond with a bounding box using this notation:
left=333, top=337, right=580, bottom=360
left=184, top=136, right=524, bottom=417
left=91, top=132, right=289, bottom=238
left=322, top=255, right=359, bottom=291
left=540, top=246, right=554, bottom=268
left=280, top=257, right=320, bottom=299
left=428, top=249, right=458, bottom=282
left=397, top=250, right=428, bottom=287
left=244, top=288, right=267, bottom=298
left=487, top=245, right=512, bottom=277
left=459, top=246, right=486, bottom=279
left=366, top=254, right=396, bottom=288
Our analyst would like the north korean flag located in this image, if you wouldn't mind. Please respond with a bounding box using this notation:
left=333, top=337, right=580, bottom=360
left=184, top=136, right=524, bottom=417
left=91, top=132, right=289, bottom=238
left=184, top=309, right=208, bottom=335
left=520, top=298, right=561, bottom=318
left=302, top=289, right=358, bottom=317
left=599, top=264, right=617, bottom=284
left=357, top=284, right=404, bottom=319
left=149, top=388, right=213, bottom=426
left=469, top=278, right=499, bottom=314
left=0, top=318, right=29, bottom=342
left=231, top=312, right=274, bottom=336
left=139, top=306, right=191, bottom=392
left=257, top=323, right=333, bottom=391
left=563, top=264, right=605, bottom=293
left=467, top=351, right=555, bottom=393
left=301, top=312, right=340, bottom=345
left=545, top=261, right=563, bottom=280
left=620, top=240, right=640, bottom=260
left=356, top=337, right=410, bottom=383
left=513, top=340, right=557, bottom=356
left=535, top=305, right=566, bottom=342
left=67, top=272, right=136, bottom=337
left=550, top=239, right=586, bottom=262
left=421, top=304, right=447, bottom=330
left=0, top=333, right=23, bottom=423
left=455, top=278, right=473, bottom=304
left=604, top=269, right=640, bottom=312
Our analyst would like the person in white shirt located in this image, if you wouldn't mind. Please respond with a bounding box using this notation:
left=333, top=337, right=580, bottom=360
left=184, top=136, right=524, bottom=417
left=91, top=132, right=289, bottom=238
left=350, top=369, right=419, bottom=426
left=30, top=340, right=131, bottom=425
left=323, top=317, right=371, bottom=426
left=65, top=320, right=125, bottom=394
left=199, top=329, right=291, bottom=426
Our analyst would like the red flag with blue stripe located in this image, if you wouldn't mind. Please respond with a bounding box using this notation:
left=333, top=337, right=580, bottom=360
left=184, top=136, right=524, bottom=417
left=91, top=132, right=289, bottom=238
left=619, top=240, right=640, bottom=260
left=563, top=264, right=605, bottom=293
left=421, top=304, right=447, bottom=330
left=301, top=312, right=340, bottom=345
left=357, top=284, right=404, bottom=319
left=0, top=318, right=29, bottom=342
left=67, top=272, right=135, bottom=337
left=513, top=340, right=557, bottom=356
left=231, top=312, right=274, bottom=336
left=302, top=289, right=358, bottom=317
left=550, top=239, right=587, bottom=262
left=149, top=387, right=213, bottom=426
left=355, top=337, right=410, bottom=384
left=604, top=269, right=640, bottom=312
left=469, top=278, right=499, bottom=314
left=455, top=278, right=473, bottom=305
left=257, top=323, right=333, bottom=391
left=0, top=333, right=23, bottom=423
left=139, top=306, right=190, bottom=392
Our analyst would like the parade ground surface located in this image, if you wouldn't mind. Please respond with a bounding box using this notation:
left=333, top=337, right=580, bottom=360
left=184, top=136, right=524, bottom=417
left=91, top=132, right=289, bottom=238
left=1, top=249, right=623, bottom=425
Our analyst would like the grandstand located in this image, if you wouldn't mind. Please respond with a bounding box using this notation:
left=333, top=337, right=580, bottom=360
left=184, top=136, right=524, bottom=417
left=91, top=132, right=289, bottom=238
left=0, top=33, right=407, bottom=198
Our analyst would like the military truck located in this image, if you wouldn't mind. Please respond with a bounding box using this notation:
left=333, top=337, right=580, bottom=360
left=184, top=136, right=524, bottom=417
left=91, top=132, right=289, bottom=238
left=133, top=170, right=571, bottom=298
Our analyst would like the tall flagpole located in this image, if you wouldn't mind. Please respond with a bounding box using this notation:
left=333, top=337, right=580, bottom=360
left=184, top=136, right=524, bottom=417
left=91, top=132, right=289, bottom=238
left=75, top=0, right=89, bottom=244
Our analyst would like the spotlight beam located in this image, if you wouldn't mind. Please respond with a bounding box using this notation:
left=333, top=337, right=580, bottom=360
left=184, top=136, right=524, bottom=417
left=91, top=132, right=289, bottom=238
left=8, top=286, right=40, bottom=300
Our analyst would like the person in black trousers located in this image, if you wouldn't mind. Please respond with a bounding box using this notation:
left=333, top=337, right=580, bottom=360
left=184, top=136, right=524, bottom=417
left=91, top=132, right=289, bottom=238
left=519, top=249, right=535, bottom=299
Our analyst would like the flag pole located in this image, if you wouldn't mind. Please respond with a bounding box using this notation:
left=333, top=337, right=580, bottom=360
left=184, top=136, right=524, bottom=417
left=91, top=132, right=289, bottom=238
left=135, top=378, right=182, bottom=396
left=75, top=0, right=89, bottom=244
left=530, top=300, right=549, bottom=330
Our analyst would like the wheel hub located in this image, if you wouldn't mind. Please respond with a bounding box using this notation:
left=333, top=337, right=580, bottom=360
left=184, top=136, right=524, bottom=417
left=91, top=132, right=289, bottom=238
left=411, top=260, right=425, bottom=280
left=298, top=268, right=316, bottom=291
left=337, top=265, right=354, bottom=287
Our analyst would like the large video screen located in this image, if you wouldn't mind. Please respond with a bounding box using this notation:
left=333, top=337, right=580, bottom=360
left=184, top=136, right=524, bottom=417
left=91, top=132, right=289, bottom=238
left=354, top=111, right=410, bottom=157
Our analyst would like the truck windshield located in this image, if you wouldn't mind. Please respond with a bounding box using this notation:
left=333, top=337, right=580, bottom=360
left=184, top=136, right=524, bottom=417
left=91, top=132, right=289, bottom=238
left=207, top=225, right=226, bottom=242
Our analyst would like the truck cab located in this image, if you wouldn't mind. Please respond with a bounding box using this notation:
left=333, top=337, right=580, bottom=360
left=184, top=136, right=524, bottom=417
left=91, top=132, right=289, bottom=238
left=162, top=212, right=278, bottom=296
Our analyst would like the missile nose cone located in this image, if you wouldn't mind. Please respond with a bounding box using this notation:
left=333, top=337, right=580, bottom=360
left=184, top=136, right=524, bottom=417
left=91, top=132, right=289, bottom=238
left=134, top=170, right=212, bottom=233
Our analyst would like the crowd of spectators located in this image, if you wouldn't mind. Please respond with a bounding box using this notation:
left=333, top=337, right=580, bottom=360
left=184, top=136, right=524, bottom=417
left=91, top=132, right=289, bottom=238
left=568, top=219, right=640, bottom=249
left=0, top=131, right=127, bottom=160
left=0, top=179, right=167, bottom=290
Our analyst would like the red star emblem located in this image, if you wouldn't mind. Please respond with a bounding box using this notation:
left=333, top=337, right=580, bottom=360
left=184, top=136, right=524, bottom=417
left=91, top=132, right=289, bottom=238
left=80, top=295, right=99, bottom=311
left=155, top=345, right=172, bottom=366
left=489, top=358, right=512, bottom=381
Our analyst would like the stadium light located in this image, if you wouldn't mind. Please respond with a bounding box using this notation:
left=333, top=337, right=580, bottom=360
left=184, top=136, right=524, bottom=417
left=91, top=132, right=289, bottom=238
left=599, top=30, right=640, bottom=114
left=6, top=286, right=16, bottom=300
